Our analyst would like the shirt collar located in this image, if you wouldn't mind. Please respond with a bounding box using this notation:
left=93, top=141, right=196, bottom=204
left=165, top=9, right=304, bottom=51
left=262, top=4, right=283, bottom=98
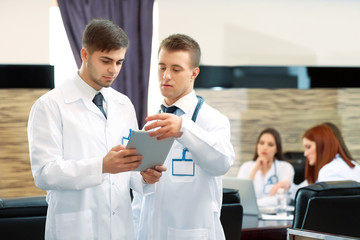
left=62, top=72, right=108, bottom=103
left=161, top=91, right=197, bottom=114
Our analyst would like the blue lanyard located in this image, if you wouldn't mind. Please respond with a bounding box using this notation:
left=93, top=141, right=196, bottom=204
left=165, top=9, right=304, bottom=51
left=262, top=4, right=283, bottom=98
left=191, top=95, right=204, bottom=122
left=182, top=95, right=204, bottom=157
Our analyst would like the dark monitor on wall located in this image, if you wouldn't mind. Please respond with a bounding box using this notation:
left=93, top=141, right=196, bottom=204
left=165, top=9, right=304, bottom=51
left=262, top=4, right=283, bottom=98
left=308, top=67, right=360, bottom=88
left=194, top=65, right=360, bottom=89
left=0, top=64, right=54, bottom=89
left=195, top=66, right=298, bottom=89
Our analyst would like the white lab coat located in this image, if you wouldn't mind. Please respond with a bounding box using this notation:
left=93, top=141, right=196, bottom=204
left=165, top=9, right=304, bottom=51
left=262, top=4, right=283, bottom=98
left=237, top=159, right=294, bottom=207
left=132, top=91, right=235, bottom=240
left=318, top=154, right=360, bottom=182
left=28, top=74, right=152, bottom=240
left=289, top=154, right=360, bottom=200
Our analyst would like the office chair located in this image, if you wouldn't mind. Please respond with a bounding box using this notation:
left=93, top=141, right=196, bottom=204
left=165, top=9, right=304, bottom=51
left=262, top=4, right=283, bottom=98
left=283, top=151, right=306, bottom=184
left=0, top=196, right=47, bottom=240
left=221, top=188, right=243, bottom=240
left=292, top=181, right=360, bottom=238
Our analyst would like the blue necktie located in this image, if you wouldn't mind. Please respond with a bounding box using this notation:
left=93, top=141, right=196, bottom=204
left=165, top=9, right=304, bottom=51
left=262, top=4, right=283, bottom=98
left=161, top=105, right=178, bottom=114
left=93, top=93, right=107, bottom=118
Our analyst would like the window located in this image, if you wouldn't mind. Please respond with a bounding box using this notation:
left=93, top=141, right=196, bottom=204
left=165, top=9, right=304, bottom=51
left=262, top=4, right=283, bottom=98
left=49, top=4, right=77, bottom=87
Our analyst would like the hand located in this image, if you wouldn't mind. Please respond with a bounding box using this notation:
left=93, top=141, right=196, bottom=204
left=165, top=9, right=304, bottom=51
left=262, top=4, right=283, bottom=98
left=144, top=113, right=183, bottom=140
left=269, top=180, right=291, bottom=196
left=249, top=157, right=272, bottom=180
left=102, top=144, right=142, bottom=174
left=140, top=165, right=167, bottom=184
left=256, top=157, right=272, bottom=170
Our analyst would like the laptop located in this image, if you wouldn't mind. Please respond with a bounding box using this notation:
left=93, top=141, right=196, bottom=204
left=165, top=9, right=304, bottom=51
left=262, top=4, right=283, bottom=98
left=222, top=177, right=261, bottom=218
left=222, top=177, right=294, bottom=220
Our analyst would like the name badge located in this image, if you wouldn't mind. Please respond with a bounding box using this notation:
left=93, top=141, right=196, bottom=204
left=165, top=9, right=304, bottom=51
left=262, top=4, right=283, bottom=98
left=172, top=148, right=195, bottom=176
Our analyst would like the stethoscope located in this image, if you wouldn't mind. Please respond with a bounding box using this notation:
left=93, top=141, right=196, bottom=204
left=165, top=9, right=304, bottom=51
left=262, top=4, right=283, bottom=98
left=263, top=160, right=279, bottom=194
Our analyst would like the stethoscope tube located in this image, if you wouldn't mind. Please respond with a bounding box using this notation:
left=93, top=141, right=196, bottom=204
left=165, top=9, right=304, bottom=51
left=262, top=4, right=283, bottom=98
left=263, top=159, right=279, bottom=194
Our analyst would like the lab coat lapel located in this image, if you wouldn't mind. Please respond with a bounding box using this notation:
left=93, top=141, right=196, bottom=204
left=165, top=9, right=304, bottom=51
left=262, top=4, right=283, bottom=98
left=103, top=90, right=126, bottom=121
left=61, top=76, right=105, bottom=118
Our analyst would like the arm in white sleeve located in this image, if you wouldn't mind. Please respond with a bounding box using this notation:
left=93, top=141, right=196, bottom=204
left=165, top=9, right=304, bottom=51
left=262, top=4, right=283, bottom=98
left=279, top=161, right=295, bottom=182
left=129, top=171, right=155, bottom=196
left=28, top=98, right=103, bottom=191
left=176, top=113, right=234, bottom=176
left=237, top=161, right=253, bottom=179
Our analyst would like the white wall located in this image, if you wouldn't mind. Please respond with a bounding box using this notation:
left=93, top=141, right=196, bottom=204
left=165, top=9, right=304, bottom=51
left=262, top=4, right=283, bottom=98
left=158, top=0, right=360, bottom=66
left=1, top=1, right=359, bottom=68
left=0, top=0, right=50, bottom=64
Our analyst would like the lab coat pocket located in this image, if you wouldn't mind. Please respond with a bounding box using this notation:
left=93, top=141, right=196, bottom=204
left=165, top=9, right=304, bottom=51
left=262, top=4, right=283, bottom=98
left=167, top=227, right=209, bottom=240
left=55, top=210, right=93, bottom=240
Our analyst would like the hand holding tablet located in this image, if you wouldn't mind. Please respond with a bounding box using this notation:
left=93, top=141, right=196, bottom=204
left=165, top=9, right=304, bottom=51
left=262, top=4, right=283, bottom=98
left=126, top=130, right=175, bottom=171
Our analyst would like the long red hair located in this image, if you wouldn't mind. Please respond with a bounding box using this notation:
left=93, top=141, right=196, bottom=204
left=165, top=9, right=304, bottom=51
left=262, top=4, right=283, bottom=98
left=303, top=124, right=354, bottom=184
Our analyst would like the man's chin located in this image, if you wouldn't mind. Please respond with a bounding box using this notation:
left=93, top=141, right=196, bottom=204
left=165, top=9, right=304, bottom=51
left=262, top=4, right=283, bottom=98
left=101, top=82, right=113, bottom=88
left=160, top=90, right=173, bottom=98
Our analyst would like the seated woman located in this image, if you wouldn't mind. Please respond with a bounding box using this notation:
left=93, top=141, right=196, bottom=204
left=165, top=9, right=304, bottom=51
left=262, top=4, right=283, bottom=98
left=237, top=128, right=295, bottom=207
left=302, top=124, right=360, bottom=184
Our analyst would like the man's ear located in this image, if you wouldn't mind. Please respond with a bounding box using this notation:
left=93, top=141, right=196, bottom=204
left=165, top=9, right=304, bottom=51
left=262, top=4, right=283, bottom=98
left=80, top=48, right=89, bottom=62
left=191, top=67, right=200, bottom=82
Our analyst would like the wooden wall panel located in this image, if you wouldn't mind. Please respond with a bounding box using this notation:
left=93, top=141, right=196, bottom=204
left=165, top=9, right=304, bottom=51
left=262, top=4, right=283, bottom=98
left=196, top=89, right=248, bottom=176
left=338, top=89, right=360, bottom=159
left=197, top=88, right=360, bottom=177
left=0, top=89, right=48, bottom=197
left=1, top=88, right=360, bottom=197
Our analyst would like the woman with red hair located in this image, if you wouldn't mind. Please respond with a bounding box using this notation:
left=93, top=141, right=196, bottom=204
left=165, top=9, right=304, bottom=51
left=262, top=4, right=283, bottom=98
left=302, top=124, right=360, bottom=184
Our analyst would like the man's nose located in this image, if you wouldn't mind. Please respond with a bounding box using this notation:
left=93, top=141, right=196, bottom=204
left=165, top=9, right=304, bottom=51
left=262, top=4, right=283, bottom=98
left=163, top=69, right=171, bottom=80
left=109, top=63, right=118, bottom=74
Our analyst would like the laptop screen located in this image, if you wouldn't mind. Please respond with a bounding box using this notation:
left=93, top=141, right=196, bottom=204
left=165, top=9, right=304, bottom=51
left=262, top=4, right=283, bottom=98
left=222, top=177, right=261, bottom=217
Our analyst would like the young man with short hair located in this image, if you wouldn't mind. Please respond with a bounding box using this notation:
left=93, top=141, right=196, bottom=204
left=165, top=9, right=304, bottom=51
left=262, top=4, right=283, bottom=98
left=28, top=19, right=165, bottom=239
left=132, top=34, right=234, bottom=240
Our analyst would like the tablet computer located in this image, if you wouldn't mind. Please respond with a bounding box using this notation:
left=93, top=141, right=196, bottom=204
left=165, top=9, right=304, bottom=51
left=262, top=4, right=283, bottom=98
left=126, top=130, right=175, bottom=171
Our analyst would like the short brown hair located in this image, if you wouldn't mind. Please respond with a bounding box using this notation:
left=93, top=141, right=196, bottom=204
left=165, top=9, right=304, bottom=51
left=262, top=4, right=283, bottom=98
left=82, top=18, right=129, bottom=53
left=159, top=34, right=201, bottom=68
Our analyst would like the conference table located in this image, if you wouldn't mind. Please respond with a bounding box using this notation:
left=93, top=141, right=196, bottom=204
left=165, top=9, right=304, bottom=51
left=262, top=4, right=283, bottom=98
left=241, top=215, right=293, bottom=240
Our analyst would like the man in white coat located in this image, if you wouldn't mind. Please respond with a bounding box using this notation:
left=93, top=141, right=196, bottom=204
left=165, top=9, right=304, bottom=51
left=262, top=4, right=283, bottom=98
left=28, top=19, right=165, bottom=240
left=132, top=34, right=235, bottom=239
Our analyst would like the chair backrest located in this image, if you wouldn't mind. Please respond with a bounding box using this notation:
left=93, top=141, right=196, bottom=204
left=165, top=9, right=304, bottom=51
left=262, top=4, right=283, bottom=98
left=293, top=181, right=360, bottom=238
left=283, top=151, right=306, bottom=184
left=0, top=196, right=47, bottom=240
left=221, top=188, right=243, bottom=240
left=302, top=195, right=360, bottom=238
